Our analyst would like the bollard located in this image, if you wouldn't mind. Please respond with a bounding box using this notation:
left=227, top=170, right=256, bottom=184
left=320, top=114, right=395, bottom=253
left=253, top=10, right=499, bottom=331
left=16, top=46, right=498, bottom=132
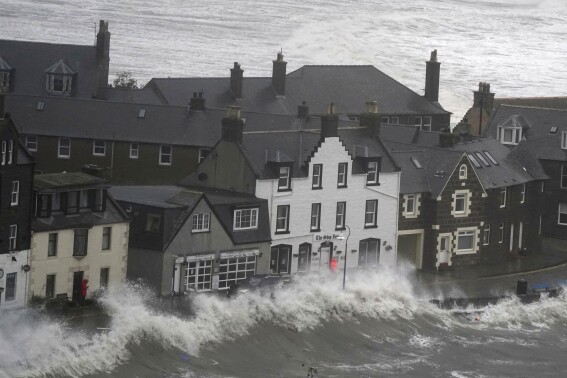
left=516, top=279, right=528, bottom=296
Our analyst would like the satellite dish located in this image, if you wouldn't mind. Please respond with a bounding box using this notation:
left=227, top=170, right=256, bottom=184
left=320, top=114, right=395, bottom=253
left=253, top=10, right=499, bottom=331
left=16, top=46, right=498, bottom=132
left=22, top=264, right=31, bottom=272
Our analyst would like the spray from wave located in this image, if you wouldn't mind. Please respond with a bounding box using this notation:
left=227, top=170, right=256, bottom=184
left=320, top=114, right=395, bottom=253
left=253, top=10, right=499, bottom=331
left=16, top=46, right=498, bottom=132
left=1, top=268, right=567, bottom=377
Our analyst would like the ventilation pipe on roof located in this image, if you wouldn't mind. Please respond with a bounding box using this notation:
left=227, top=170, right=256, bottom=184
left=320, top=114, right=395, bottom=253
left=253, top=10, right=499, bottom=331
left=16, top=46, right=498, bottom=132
left=272, top=51, right=287, bottom=96
left=230, top=62, right=244, bottom=99
left=360, top=101, right=381, bottom=136
left=221, top=105, right=245, bottom=143
left=297, top=101, right=309, bottom=119
left=189, top=91, right=206, bottom=111
left=95, top=20, right=111, bottom=99
left=320, top=102, right=339, bottom=140
left=424, top=49, right=440, bottom=103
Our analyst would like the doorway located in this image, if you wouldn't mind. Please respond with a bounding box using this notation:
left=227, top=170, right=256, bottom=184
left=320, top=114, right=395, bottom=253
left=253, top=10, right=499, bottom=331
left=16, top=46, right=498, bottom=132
left=297, top=243, right=311, bottom=273
left=72, top=271, right=84, bottom=303
left=438, top=235, right=451, bottom=266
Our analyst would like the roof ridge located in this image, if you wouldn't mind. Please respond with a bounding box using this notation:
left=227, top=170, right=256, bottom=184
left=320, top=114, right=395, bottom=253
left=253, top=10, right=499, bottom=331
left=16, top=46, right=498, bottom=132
left=499, top=104, right=567, bottom=113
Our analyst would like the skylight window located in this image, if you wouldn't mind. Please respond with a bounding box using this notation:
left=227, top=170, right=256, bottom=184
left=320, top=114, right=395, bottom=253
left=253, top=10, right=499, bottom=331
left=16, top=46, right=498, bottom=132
left=550, top=126, right=558, bottom=134
left=468, top=154, right=481, bottom=168
left=138, top=109, right=146, bottom=118
left=475, top=152, right=490, bottom=167
left=37, top=101, right=45, bottom=111
left=411, top=157, right=422, bottom=169
left=484, top=151, right=498, bottom=165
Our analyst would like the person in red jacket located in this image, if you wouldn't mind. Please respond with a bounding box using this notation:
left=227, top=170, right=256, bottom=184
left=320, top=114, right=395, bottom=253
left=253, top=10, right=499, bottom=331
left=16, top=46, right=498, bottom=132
left=81, top=279, right=89, bottom=305
left=330, top=257, right=338, bottom=273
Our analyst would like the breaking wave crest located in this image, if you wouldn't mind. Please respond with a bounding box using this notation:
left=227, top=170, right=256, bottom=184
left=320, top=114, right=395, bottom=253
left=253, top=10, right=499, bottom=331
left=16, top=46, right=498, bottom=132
left=2, top=269, right=567, bottom=377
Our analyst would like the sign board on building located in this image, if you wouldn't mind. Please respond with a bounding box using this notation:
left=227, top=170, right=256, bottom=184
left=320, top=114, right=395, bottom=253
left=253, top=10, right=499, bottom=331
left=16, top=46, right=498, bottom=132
left=220, top=249, right=259, bottom=259
left=312, top=233, right=345, bottom=242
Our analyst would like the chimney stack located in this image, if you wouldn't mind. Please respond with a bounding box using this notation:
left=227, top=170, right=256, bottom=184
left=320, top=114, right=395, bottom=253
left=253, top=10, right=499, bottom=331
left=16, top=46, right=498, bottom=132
left=95, top=20, right=111, bottom=99
left=189, top=91, right=206, bottom=111
left=424, top=49, right=440, bottom=103
left=221, top=105, right=245, bottom=143
left=297, top=101, right=309, bottom=118
left=360, top=101, right=381, bottom=135
left=320, top=103, right=339, bottom=140
left=473, top=82, right=495, bottom=111
left=230, top=62, right=244, bottom=99
left=272, top=51, right=287, bottom=96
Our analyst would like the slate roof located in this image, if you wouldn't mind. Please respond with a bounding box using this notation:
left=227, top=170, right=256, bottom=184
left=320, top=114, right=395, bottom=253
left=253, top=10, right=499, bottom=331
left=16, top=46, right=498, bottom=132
left=0, top=40, right=97, bottom=98
left=384, top=134, right=536, bottom=195
left=146, top=65, right=450, bottom=116
left=109, top=185, right=271, bottom=247
left=34, top=172, right=108, bottom=191
left=0, top=114, right=34, bottom=166
left=494, top=97, right=567, bottom=111
left=102, top=87, right=164, bottom=105
left=33, top=174, right=128, bottom=233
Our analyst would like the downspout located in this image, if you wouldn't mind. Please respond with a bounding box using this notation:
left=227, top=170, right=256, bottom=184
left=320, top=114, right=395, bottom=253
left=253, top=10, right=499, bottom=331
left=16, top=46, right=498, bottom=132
left=110, top=141, right=115, bottom=179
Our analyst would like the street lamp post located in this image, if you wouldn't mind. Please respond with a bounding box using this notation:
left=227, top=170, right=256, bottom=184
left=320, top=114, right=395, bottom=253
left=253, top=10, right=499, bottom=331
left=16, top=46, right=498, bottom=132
left=342, top=225, right=351, bottom=290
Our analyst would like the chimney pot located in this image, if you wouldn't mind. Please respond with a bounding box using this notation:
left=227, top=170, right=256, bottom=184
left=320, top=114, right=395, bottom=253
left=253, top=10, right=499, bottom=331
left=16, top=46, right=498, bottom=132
left=365, top=101, right=379, bottom=114
left=226, top=105, right=241, bottom=120
left=230, top=62, right=244, bottom=98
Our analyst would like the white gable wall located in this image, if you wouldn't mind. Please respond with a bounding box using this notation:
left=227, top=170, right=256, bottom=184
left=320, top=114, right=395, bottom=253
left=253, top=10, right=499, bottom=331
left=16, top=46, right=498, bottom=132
left=255, top=137, right=400, bottom=273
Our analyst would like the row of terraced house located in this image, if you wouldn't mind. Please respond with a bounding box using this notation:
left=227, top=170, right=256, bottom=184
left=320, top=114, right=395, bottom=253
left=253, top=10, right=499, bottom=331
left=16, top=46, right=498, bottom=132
left=0, top=21, right=565, bottom=306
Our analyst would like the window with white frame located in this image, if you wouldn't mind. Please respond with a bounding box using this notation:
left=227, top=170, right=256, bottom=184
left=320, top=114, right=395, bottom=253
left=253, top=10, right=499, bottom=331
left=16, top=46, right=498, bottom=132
left=310, top=203, right=321, bottom=231
left=276, top=205, right=290, bottom=233
left=453, top=191, right=469, bottom=216
left=562, top=131, right=567, bottom=150
left=459, top=164, right=467, bottom=179
left=561, top=165, right=567, bottom=189
left=218, top=254, right=256, bottom=289
left=365, top=200, right=378, bottom=227
left=1, top=141, right=6, bottom=165
left=498, top=126, right=522, bottom=145
left=9, top=224, right=17, bottom=251
left=405, top=194, right=416, bottom=216
left=159, top=145, right=172, bottom=165
left=337, top=163, right=348, bottom=188
left=10, top=181, right=19, bottom=206
left=46, top=74, right=72, bottom=95
left=58, top=138, right=71, bottom=158
left=7, top=140, right=13, bottom=164
left=185, top=259, right=213, bottom=291
left=391, top=116, right=399, bottom=125
left=73, top=229, right=88, bottom=256
left=312, top=164, right=322, bottom=189
left=414, top=116, right=422, bottom=128
left=456, top=229, right=476, bottom=253
left=500, top=187, right=507, bottom=208
left=234, top=208, right=258, bottom=230
left=25, top=136, right=38, bottom=152
left=335, top=202, right=346, bottom=230
left=129, top=143, right=139, bottom=159
left=278, top=166, right=291, bottom=191
left=367, top=161, right=379, bottom=185
left=559, top=203, right=567, bottom=225
left=499, top=223, right=504, bottom=243
left=93, top=140, right=106, bottom=156
left=192, top=213, right=211, bottom=232
left=422, top=116, right=432, bottom=131
left=521, top=183, right=526, bottom=203
left=483, top=225, right=490, bottom=245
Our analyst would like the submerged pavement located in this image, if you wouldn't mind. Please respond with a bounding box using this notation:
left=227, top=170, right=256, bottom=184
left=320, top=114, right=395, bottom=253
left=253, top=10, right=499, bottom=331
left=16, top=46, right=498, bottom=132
left=408, top=238, right=567, bottom=300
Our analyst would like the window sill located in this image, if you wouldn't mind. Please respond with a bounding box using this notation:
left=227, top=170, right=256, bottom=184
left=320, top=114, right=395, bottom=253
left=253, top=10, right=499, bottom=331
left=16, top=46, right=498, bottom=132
left=277, top=188, right=292, bottom=193
left=454, top=250, right=477, bottom=255
left=57, top=156, right=70, bottom=159
left=191, top=229, right=211, bottom=234
left=364, top=225, right=378, bottom=229
left=366, top=182, right=380, bottom=187
left=310, top=228, right=321, bottom=233
left=335, top=227, right=346, bottom=231
left=312, top=187, right=323, bottom=190
left=275, top=230, right=290, bottom=235
left=93, top=154, right=106, bottom=157
left=72, top=254, right=87, bottom=259
left=453, top=213, right=469, bottom=218
left=337, top=185, right=348, bottom=189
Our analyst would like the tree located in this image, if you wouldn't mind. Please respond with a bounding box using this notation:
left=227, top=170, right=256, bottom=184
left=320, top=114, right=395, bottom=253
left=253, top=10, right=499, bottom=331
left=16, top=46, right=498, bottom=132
left=112, top=71, right=139, bottom=89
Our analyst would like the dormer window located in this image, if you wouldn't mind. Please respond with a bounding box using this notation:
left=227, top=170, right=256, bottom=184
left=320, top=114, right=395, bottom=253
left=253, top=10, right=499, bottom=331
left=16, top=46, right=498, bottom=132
left=0, top=70, right=10, bottom=91
left=498, top=125, right=522, bottom=145
left=0, top=56, right=12, bottom=91
left=366, top=161, right=380, bottom=185
left=278, top=166, right=291, bottom=191
left=45, top=60, right=75, bottom=96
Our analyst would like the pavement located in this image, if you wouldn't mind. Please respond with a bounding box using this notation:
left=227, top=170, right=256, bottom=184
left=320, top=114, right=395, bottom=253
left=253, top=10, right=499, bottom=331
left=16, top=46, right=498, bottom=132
left=408, top=238, right=567, bottom=299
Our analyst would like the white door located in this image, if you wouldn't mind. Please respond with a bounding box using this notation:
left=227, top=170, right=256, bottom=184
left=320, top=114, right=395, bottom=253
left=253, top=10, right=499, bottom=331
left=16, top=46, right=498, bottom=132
left=438, top=236, right=450, bottom=265
left=319, top=246, right=331, bottom=269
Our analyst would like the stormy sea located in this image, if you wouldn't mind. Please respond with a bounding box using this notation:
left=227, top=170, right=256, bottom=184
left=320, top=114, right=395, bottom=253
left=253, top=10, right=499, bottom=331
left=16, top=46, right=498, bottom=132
left=2, top=0, right=567, bottom=377
left=2, top=268, right=567, bottom=377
